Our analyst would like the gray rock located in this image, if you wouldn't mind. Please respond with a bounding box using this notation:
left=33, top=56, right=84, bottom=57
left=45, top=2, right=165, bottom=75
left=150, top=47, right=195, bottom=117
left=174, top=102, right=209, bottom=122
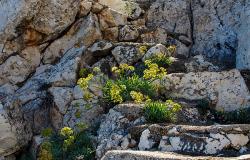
left=160, top=69, right=250, bottom=111
left=119, top=25, right=139, bottom=42
left=112, top=45, right=144, bottom=65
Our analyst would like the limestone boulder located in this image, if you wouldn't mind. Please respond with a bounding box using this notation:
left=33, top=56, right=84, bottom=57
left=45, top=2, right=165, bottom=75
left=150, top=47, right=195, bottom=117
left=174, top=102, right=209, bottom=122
left=160, top=69, right=250, bottom=111
left=43, top=13, right=102, bottom=64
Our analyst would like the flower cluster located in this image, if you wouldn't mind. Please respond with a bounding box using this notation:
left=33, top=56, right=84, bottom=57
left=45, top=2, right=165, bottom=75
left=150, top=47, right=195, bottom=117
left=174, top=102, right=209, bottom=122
left=166, top=100, right=182, bottom=112
left=112, top=63, right=134, bottom=77
left=110, top=84, right=126, bottom=103
left=143, top=60, right=166, bottom=80
left=139, top=45, right=148, bottom=55
left=77, top=74, right=93, bottom=90
left=60, top=127, right=75, bottom=151
left=130, top=91, right=151, bottom=103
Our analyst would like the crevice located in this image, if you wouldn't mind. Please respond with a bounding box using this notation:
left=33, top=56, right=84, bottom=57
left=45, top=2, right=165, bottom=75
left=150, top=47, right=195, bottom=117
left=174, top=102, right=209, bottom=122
left=188, top=0, right=195, bottom=46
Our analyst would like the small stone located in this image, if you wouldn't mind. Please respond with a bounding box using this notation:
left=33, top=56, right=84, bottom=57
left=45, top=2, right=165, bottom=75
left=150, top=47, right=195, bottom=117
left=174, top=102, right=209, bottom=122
left=227, top=134, right=249, bottom=149
left=138, top=129, right=155, bottom=150
left=142, top=44, right=170, bottom=61
left=79, top=0, right=92, bottom=17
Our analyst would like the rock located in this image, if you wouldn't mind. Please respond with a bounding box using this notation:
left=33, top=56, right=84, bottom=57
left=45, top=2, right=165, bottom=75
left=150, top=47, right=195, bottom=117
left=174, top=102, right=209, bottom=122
left=191, top=1, right=243, bottom=69
left=91, top=2, right=104, bottom=13
left=79, top=0, right=92, bottom=17
left=30, top=135, right=44, bottom=159
left=92, top=56, right=118, bottom=75
left=96, top=104, right=145, bottom=158
left=227, top=134, right=249, bottom=149
left=101, top=150, right=243, bottom=160
left=236, top=7, right=250, bottom=70
left=49, top=87, right=74, bottom=114
left=147, top=0, right=191, bottom=40
left=0, top=83, right=18, bottom=97
left=0, top=103, right=18, bottom=156
left=138, top=129, right=155, bottom=151
left=185, top=55, right=220, bottom=72
left=43, top=13, right=102, bottom=64
left=112, top=45, right=144, bottom=65
left=160, top=69, right=250, bottom=111
left=134, top=124, right=250, bottom=156
left=90, top=41, right=114, bottom=57
left=0, top=46, right=41, bottom=85
left=63, top=97, right=104, bottom=130
left=205, top=133, right=231, bottom=154
left=73, top=85, right=84, bottom=100
left=99, top=0, right=142, bottom=20
left=142, top=44, right=170, bottom=61
left=0, top=0, right=79, bottom=44
left=103, top=27, right=119, bottom=41
left=119, top=25, right=139, bottom=42
left=1, top=47, right=84, bottom=154
left=98, top=8, right=128, bottom=31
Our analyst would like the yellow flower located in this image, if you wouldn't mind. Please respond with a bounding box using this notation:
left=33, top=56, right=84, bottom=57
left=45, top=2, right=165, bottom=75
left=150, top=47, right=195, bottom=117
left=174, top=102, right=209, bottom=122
left=166, top=100, right=181, bottom=112
left=60, top=127, right=74, bottom=137
left=110, top=84, right=124, bottom=103
left=111, top=66, right=118, bottom=72
left=139, top=45, right=148, bottom=55
left=93, top=67, right=101, bottom=73
left=130, top=91, right=144, bottom=103
left=77, top=74, right=93, bottom=90
left=143, top=62, right=167, bottom=80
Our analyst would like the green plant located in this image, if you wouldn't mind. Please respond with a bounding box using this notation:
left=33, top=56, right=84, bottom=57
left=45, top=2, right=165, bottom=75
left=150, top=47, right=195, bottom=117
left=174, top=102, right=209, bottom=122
left=39, top=127, right=95, bottom=160
left=41, top=128, right=53, bottom=138
left=103, top=75, right=156, bottom=104
left=144, top=101, right=181, bottom=123
left=149, top=53, right=173, bottom=68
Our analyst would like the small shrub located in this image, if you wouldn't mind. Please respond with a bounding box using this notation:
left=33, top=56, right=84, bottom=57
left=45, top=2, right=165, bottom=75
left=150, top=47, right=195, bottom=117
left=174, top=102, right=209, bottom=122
left=39, top=127, right=95, bottom=160
left=144, top=100, right=181, bottom=123
left=149, top=52, right=173, bottom=68
left=103, top=75, right=156, bottom=104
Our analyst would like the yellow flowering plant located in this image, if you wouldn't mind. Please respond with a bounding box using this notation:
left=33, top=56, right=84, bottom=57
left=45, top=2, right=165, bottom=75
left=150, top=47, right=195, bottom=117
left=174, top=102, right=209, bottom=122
left=143, top=60, right=167, bottom=81
left=111, top=63, right=135, bottom=77
left=77, top=74, right=94, bottom=90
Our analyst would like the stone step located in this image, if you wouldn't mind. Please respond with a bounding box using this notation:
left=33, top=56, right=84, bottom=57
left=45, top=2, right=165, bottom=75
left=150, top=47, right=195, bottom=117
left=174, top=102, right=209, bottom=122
left=101, top=150, right=250, bottom=160
left=129, top=124, right=250, bottom=157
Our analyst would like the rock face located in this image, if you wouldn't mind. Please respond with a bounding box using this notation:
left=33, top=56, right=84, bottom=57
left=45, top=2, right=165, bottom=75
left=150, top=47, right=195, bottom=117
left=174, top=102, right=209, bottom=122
left=135, top=124, right=250, bottom=155
left=161, top=69, right=250, bottom=111
left=1, top=0, right=250, bottom=158
left=0, top=103, right=18, bottom=156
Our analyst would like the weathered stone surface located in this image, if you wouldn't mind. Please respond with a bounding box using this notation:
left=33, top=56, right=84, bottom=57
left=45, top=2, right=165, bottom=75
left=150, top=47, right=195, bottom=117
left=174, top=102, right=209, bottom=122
left=160, top=69, right=250, bottom=111
left=185, top=55, right=220, bottom=72
left=90, top=41, right=114, bottom=57
left=0, top=103, right=18, bottom=156
left=1, top=47, right=84, bottom=155
left=119, top=25, right=139, bottom=42
left=79, top=0, right=93, bottom=17
left=98, top=8, right=128, bottom=31
left=0, top=46, right=41, bottom=85
left=99, top=0, right=142, bottom=20
left=147, top=0, right=191, bottom=37
left=112, top=45, right=144, bottom=65
left=135, top=124, right=250, bottom=155
left=43, top=13, right=102, bottom=64
left=49, top=87, right=74, bottom=115
left=96, top=104, right=145, bottom=158
left=102, top=150, right=250, bottom=160
left=142, top=44, right=170, bottom=61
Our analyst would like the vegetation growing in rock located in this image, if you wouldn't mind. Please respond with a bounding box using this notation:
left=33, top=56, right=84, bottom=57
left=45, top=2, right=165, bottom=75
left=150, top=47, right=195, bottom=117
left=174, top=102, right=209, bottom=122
left=144, top=100, right=181, bottom=123
left=38, top=127, right=95, bottom=160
